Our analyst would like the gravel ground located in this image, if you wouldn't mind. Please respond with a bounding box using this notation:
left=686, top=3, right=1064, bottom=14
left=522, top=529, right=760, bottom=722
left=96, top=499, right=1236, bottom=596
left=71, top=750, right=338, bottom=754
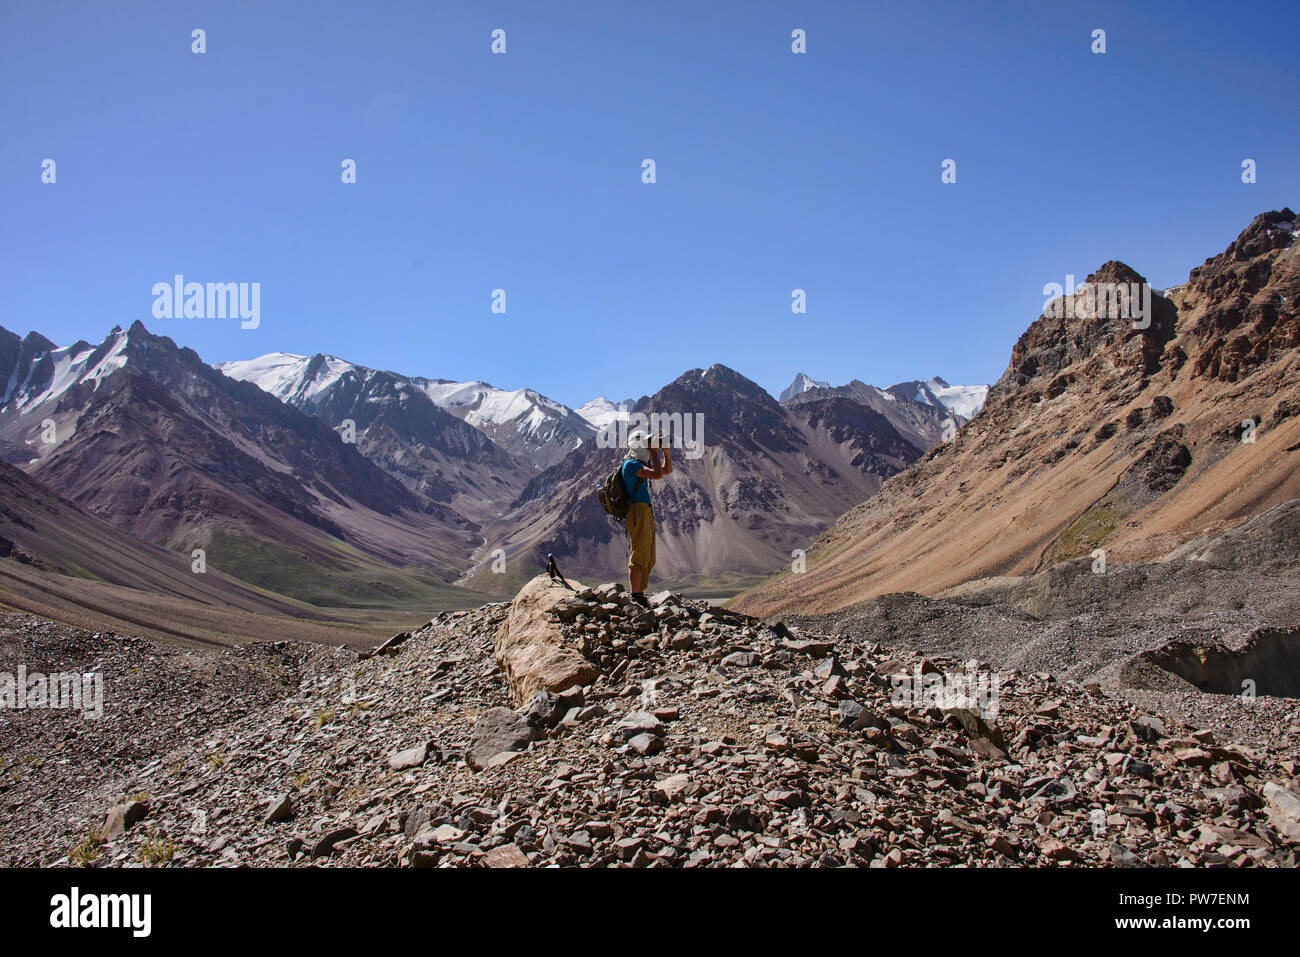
left=2, top=582, right=1298, bottom=869
left=784, top=550, right=1300, bottom=754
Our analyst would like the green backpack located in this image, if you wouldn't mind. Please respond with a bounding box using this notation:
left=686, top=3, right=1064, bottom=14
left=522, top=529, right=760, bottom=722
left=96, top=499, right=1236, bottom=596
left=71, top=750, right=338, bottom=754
left=599, top=463, right=644, bottom=519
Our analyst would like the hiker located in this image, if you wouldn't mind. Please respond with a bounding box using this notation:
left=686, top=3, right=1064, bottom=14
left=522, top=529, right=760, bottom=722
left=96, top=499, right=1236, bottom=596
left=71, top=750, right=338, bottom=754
left=622, top=429, right=672, bottom=606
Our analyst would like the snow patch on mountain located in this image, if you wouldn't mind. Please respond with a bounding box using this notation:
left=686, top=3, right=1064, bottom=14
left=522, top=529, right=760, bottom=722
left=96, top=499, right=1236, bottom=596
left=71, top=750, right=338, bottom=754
left=5, top=328, right=131, bottom=414
left=219, top=352, right=308, bottom=399
left=418, top=379, right=493, bottom=410
left=420, top=380, right=592, bottom=448
left=917, top=377, right=988, bottom=421
left=222, top=354, right=594, bottom=466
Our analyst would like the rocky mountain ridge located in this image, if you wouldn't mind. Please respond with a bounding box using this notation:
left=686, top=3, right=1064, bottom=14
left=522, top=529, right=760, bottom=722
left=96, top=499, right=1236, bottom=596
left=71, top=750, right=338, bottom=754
left=737, top=209, right=1300, bottom=618
left=470, top=363, right=932, bottom=591
left=0, top=322, right=484, bottom=608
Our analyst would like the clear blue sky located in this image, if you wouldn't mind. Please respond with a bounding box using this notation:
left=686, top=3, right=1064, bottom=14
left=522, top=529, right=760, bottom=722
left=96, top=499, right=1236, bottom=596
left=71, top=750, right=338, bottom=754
left=3, top=0, right=1296, bottom=407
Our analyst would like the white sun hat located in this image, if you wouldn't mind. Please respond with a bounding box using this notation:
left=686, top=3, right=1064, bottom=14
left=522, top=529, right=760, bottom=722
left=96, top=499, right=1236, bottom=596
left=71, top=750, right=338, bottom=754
left=626, top=429, right=652, bottom=459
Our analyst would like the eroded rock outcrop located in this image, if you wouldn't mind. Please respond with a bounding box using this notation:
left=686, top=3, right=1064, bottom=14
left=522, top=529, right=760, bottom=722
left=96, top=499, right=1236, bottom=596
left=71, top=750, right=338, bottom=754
left=494, top=575, right=600, bottom=705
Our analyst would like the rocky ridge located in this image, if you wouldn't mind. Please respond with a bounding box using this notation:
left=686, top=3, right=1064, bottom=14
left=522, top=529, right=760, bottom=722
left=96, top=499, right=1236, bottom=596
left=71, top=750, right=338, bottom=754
left=737, top=209, right=1300, bottom=618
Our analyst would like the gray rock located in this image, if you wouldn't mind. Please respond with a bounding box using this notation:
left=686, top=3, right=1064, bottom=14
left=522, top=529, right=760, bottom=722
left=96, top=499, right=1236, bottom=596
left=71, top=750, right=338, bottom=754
left=837, top=700, right=865, bottom=728
left=556, top=685, right=586, bottom=709
left=628, top=733, right=663, bottom=756
left=781, top=637, right=833, bottom=657
left=813, top=656, right=845, bottom=679
left=1029, top=777, right=1077, bottom=805
left=669, top=630, right=696, bottom=650
left=373, top=631, right=412, bottom=657
left=466, top=707, right=543, bottom=771
left=1205, top=785, right=1258, bottom=811
left=726, top=805, right=764, bottom=832
left=102, top=801, right=149, bottom=840
left=943, top=708, right=1007, bottom=750
left=264, top=793, right=295, bottom=824
left=616, top=710, right=664, bottom=739
left=1263, top=782, right=1300, bottom=841
left=524, top=691, right=566, bottom=729
left=311, top=826, right=359, bottom=859
left=1120, top=755, right=1155, bottom=780
left=1109, top=844, right=1149, bottom=867
left=404, top=807, right=429, bottom=839
left=388, top=744, right=430, bottom=771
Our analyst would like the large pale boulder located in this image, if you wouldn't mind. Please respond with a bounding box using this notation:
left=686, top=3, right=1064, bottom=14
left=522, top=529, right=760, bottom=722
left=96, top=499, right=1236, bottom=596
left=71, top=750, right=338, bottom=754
left=494, top=575, right=600, bottom=705
left=1263, top=782, right=1300, bottom=842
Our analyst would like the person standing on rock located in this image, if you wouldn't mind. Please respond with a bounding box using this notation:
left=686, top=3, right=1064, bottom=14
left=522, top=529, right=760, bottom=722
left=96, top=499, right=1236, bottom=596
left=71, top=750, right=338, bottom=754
left=623, top=429, right=671, bottom=606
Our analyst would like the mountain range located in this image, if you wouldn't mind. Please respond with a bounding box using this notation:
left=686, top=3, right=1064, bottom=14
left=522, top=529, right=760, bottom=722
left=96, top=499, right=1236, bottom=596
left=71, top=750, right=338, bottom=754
left=0, top=322, right=489, bottom=617
left=8, top=209, right=1293, bottom=633
left=5, top=211, right=1298, bottom=881
left=0, top=317, right=983, bottom=619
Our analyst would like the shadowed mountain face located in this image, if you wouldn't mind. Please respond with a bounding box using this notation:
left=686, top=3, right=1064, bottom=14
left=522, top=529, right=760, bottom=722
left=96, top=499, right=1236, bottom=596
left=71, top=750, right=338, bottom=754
left=223, top=353, right=595, bottom=476
left=736, top=209, right=1300, bottom=618
left=0, top=328, right=57, bottom=412
left=784, top=379, right=957, bottom=450
left=781, top=374, right=988, bottom=449
left=0, top=322, right=482, bottom=602
left=469, top=363, right=929, bottom=590
left=220, top=353, right=533, bottom=523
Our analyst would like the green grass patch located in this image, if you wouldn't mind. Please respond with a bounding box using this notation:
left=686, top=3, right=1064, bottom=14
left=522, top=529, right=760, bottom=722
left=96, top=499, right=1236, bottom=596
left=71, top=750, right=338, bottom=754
left=1054, top=500, right=1132, bottom=562
left=69, top=829, right=104, bottom=866
left=136, top=834, right=176, bottom=865
left=195, top=529, right=494, bottom=614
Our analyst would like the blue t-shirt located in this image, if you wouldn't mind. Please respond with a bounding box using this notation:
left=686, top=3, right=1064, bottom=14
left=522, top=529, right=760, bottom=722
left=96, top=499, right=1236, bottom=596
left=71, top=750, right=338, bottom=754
left=621, top=458, right=652, bottom=505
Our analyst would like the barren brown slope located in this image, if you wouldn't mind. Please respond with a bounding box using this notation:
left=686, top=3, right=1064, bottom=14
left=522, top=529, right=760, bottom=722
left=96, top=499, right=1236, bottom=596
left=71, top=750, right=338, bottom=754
left=0, top=457, right=310, bottom=615
left=735, top=209, right=1300, bottom=618
left=0, top=459, right=354, bottom=646
left=0, top=459, right=494, bottom=645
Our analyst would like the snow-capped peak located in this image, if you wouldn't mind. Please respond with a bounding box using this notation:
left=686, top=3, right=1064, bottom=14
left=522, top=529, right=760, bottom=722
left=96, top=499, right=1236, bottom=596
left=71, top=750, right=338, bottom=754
left=221, top=354, right=595, bottom=466
left=778, top=372, right=830, bottom=403
left=220, top=352, right=361, bottom=407
left=576, top=397, right=628, bottom=432
left=420, top=380, right=590, bottom=441
left=2, top=326, right=132, bottom=414
left=417, top=379, right=495, bottom=410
